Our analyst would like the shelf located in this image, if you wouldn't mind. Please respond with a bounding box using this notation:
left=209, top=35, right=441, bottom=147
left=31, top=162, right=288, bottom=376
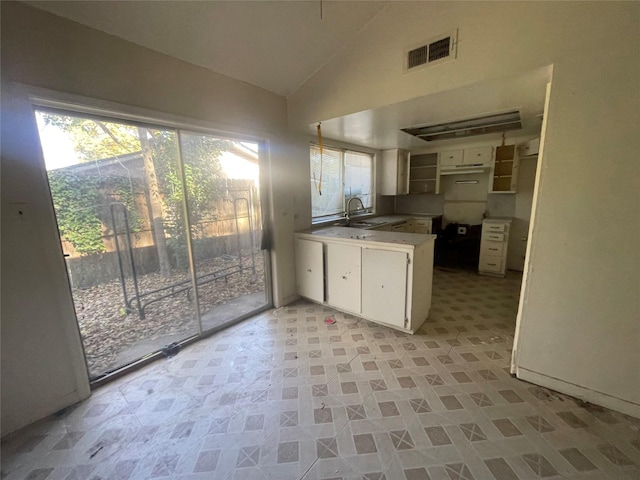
left=492, top=176, right=513, bottom=192
left=495, top=144, right=516, bottom=161
left=410, top=153, right=438, bottom=168
left=410, top=165, right=437, bottom=169
left=410, top=179, right=436, bottom=182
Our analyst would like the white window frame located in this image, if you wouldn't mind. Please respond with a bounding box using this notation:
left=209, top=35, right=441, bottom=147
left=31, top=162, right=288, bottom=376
left=310, top=143, right=375, bottom=223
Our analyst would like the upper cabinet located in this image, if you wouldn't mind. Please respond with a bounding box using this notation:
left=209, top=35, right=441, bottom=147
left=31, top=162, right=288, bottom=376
left=380, top=149, right=409, bottom=195
left=518, top=137, right=540, bottom=157
left=490, top=144, right=519, bottom=193
left=409, top=153, right=439, bottom=194
left=439, top=146, right=493, bottom=174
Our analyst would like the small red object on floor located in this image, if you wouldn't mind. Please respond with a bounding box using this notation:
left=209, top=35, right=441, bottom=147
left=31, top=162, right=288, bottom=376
left=324, top=317, right=336, bottom=325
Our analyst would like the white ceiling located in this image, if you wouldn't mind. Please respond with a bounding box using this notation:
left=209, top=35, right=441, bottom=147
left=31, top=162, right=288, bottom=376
left=25, top=0, right=388, bottom=97
left=313, top=66, right=552, bottom=150
left=26, top=1, right=550, bottom=151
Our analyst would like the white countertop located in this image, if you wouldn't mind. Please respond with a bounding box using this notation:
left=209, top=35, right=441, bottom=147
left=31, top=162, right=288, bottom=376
left=296, top=226, right=436, bottom=247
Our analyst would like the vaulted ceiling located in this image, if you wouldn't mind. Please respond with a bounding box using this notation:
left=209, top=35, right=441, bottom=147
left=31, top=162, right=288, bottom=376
left=25, top=1, right=548, bottom=149
left=26, top=0, right=388, bottom=97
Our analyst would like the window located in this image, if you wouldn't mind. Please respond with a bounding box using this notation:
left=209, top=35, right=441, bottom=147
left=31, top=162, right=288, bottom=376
left=310, top=144, right=374, bottom=221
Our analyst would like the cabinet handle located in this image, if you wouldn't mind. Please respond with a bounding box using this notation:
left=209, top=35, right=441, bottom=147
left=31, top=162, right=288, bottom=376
left=342, top=276, right=347, bottom=280
left=307, top=269, right=312, bottom=272
left=488, top=263, right=497, bottom=266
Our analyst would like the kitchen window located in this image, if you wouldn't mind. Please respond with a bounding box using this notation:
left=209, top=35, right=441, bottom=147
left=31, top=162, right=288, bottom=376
left=310, top=144, right=374, bottom=222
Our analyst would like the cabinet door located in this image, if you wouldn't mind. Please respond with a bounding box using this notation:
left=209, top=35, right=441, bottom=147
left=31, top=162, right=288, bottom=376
left=296, top=238, right=324, bottom=303
left=391, top=222, right=409, bottom=233
left=463, top=146, right=493, bottom=166
left=326, top=243, right=361, bottom=314
left=381, top=149, right=409, bottom=195
left=361, top=248, right=408, bottom=328
left=397, top=150, right=409, bottom=194
left=413, top=219, right=432, bottom=234
left=439, top=150, right=464, bottom=167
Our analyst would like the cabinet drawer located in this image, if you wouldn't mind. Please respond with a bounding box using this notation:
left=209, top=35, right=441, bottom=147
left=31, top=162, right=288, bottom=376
left=484, top=232, right=505, bottom=242
left=413, top=219, right=432, bottom=234
left=391, top=222, right=409, bottom=232
left=483, top=223, right=506, bottom=233
left=479, top=256, right=503, bottom=273
left=439, top=150, right=464, bottom=166
left=481, top=242, right=504, bottom=257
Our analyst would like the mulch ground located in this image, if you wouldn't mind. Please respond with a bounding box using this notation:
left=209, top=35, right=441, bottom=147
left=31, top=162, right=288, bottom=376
left=72, top=253, right=265, bottom=377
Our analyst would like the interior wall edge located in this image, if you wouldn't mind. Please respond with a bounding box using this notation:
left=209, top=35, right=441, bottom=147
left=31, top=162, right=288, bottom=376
left=515, top=367, right=640, bottom=421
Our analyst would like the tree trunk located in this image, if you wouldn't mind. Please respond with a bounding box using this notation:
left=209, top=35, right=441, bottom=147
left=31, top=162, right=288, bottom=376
left=139, top=128, right=171, bottom=276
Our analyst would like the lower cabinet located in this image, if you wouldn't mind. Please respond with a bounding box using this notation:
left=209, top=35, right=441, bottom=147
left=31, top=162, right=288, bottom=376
left=326, top=243, right=361, bottom=314
left=294, top=232, right=435, bottom=333
left=361, top=248, right=408, bottom=329
left=295, top=238, right=324, bottom=303
left=478, top=219, right=511, bottom=277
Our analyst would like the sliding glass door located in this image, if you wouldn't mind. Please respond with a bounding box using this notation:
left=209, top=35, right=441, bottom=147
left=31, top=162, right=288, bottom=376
left=179, top=132, right=268, bottom=333
left=35, top=108, right=270, bottom=381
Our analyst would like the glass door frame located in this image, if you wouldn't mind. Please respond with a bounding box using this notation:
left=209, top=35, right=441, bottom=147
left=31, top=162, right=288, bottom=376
left=30, top=94, right=274, bottom=387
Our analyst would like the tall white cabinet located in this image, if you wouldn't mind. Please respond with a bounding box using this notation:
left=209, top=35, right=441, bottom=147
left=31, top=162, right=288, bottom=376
left=478, top=218, right=512, bottom=277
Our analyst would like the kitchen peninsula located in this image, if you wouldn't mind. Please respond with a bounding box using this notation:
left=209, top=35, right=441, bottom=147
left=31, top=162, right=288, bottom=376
left=295, top=221, right=436, bottom=334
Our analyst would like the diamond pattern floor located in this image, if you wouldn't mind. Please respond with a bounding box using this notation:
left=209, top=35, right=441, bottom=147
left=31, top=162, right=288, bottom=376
left=2, top=269, right=639, bottom=479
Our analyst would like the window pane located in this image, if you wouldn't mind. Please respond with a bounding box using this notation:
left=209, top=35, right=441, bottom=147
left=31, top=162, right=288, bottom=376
left=345, top=151, right=373, bottom=210
left=311, top=145, right=343, bottom=218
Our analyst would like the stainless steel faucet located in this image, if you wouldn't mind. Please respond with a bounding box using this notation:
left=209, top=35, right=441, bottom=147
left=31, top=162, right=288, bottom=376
left=345, top=197, right=365, bottom=224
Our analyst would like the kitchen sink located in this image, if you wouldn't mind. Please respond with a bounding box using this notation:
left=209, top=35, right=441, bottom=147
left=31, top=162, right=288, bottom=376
left=332, top=218, right=389, bottom=228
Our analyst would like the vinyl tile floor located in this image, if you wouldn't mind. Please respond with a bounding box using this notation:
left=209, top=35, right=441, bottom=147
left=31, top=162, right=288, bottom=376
left=2, top=268, right=639, bottom=480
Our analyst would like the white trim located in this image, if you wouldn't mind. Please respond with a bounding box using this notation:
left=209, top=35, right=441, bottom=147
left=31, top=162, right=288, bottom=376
left=16, top=82, right=274, bottom=144
left=516, top=367, right=640, bottom=419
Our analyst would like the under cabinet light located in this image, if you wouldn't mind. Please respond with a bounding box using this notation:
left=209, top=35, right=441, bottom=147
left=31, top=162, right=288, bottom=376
left=455, top=180, right=479, bottom=184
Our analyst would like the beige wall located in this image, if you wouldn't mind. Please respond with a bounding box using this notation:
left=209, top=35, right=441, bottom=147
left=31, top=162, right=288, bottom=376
left=2, top=1, right=639, bottom=437
left=289, top=2, right=640, bottom=416
left=0, top=2, right=306, bottom=435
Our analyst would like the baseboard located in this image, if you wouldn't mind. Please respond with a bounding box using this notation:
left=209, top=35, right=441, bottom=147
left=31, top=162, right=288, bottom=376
left=277, top=293, right=300, bottom=308
left=516, top=367, right=640, bottom=419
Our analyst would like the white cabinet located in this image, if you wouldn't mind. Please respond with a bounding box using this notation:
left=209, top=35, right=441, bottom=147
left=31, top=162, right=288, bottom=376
left=439, top=149, right=464, bottom=167
left=294, top=231, right=436, bottom=334
left=412, top=218, right=433, bottom=234
left=295, top=238, right=324, bottom=303
left=380, top=149, right=409, bottom=195
left=518, top=138, right=540, bottom=157
left=439, top=146, right=493, bottom=173
left=409, top=153, right=439, bottom=193
left=463, top=146, right=493, bottom=166
left=361, top=248, right=408, bottom=329
left=390, top=221, right=410, bottom=233
left=326, top=243, right=361, bottom=314
left=479, top=219, right=511, bottom=277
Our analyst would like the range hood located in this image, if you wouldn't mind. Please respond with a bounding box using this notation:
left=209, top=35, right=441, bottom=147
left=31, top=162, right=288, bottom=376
left=401, top=110, right=522, bottom=142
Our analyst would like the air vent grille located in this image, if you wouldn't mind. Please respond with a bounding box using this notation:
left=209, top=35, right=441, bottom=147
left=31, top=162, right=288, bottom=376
left=408, top=45, right=428, bottom=69
left=428, top=37, right=451, bottom=62
left=405, top=30, right=457, bottom=72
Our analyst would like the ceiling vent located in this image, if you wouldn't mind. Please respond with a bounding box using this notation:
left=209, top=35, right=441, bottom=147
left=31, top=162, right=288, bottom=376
left=401, top=110, right=522, bottom=142
left=405, top=30, right=457, bottom=71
